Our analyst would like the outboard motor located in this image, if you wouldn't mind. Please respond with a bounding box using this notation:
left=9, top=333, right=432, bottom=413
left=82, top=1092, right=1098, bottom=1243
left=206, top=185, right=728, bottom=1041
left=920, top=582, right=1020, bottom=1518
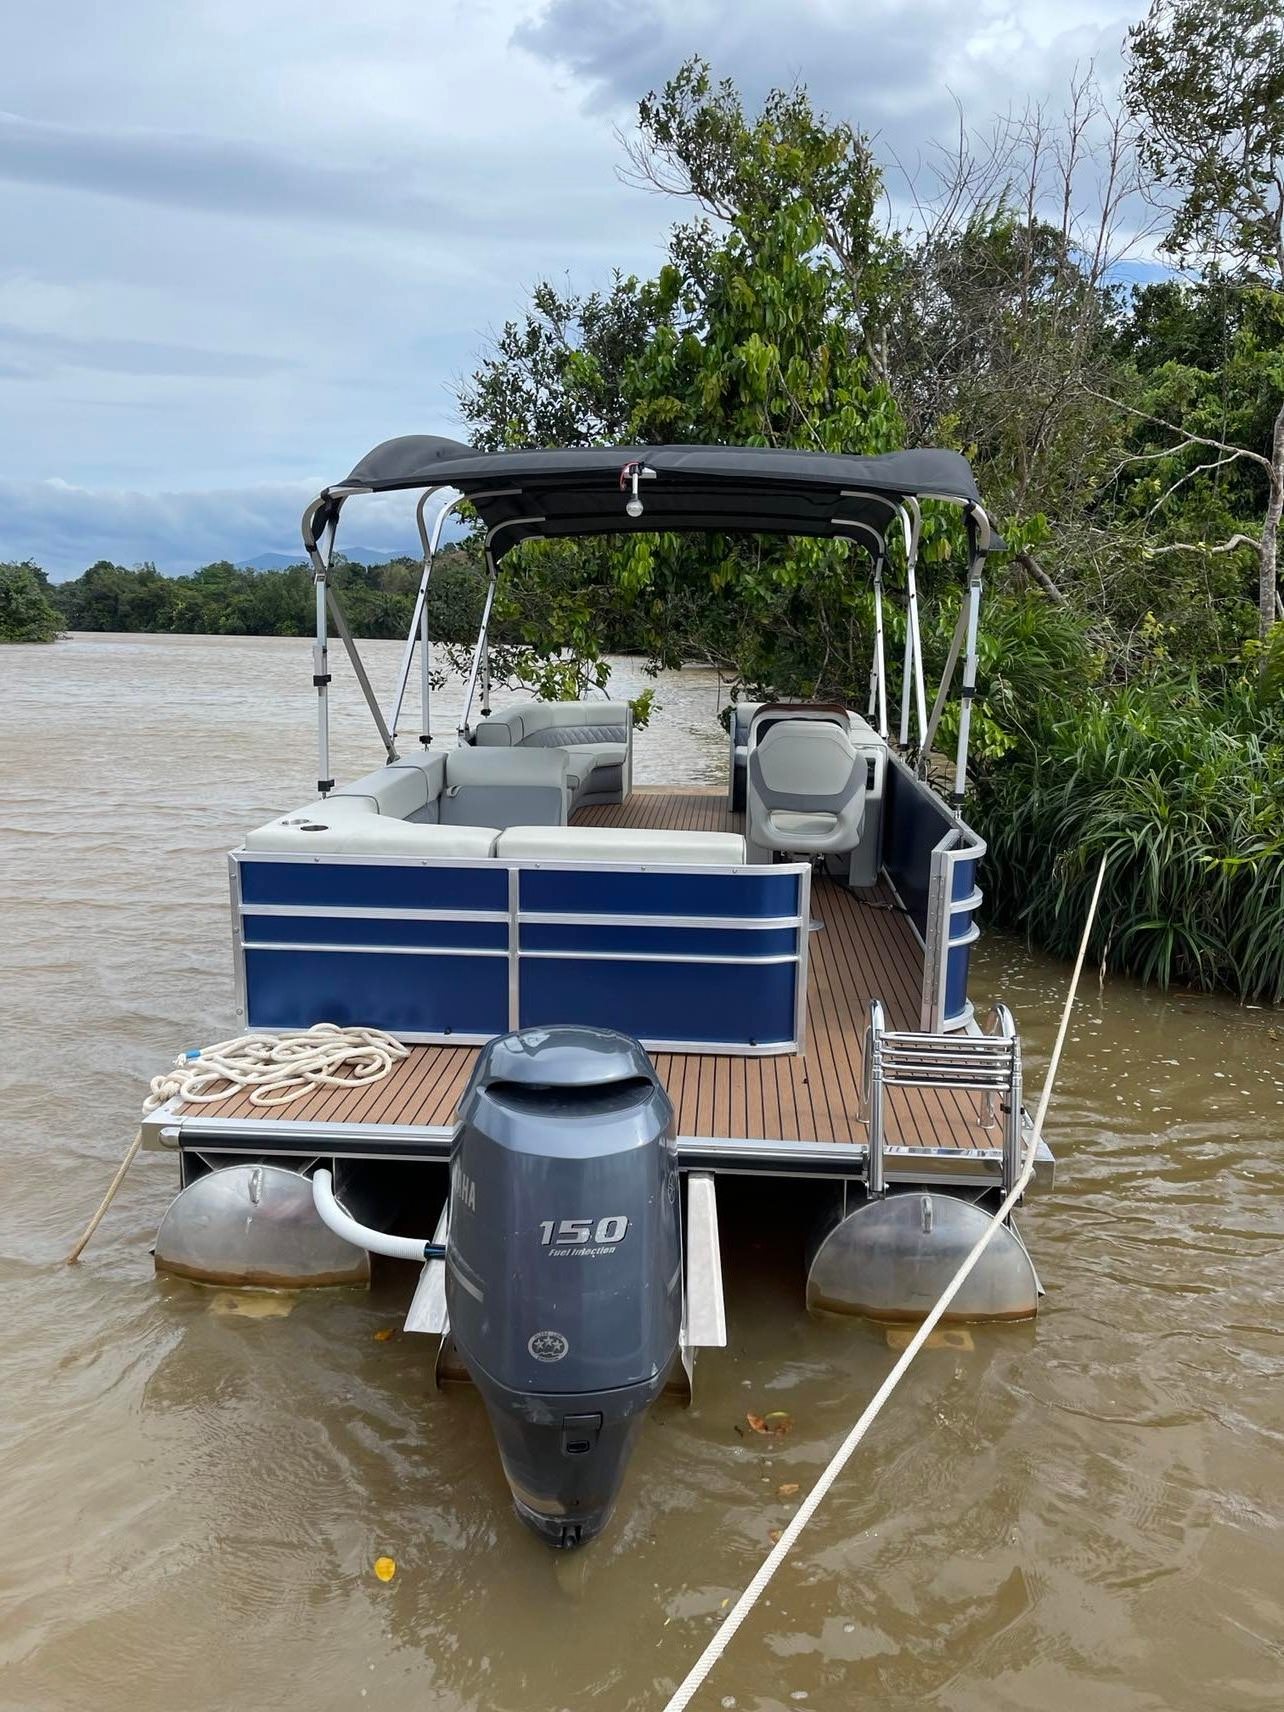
left=447, top=1026, right=681, bottom=1548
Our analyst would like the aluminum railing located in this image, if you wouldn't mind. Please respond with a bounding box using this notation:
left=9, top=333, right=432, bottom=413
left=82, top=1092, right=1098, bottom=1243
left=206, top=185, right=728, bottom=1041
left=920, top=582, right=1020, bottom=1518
left=862, top=1000, right=1023, bottom=1195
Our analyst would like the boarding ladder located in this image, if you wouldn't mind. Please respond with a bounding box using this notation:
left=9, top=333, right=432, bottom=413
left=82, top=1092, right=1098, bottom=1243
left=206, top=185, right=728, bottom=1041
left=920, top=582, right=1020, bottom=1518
left=862, top=1000, right=1024, bottom=1195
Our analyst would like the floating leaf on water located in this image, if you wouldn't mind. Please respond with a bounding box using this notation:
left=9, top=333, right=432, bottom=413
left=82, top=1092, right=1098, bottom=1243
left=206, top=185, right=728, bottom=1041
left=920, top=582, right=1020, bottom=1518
left=373, top=1556, right=396, bottom=1582
left=768, top=1528, right=783, bottom=1544
left=777, top=1482, right=800, bottom=1497
left=373, top=1327, right=395, bottom=1342
left=746, top=1410, right=793, bottom=1436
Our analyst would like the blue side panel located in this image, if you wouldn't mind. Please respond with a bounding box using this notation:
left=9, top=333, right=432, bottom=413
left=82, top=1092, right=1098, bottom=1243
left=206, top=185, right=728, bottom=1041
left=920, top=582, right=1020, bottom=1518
left=520, top=921, right=798, bottom=957
left=952, top=858, right=979, bottom=901
left=519, top=957, right=798, bottom=1046
left=238, top=859, right=507, bottom=913
left=943, top=943, right=972, bottom=1024
left=244, top=914, right=508, bottom=950
left=519, top=868, right=800, bottom=920
left=245, top=949, right=507, bottom=1034
left=881, top=761, right=955, bottom=937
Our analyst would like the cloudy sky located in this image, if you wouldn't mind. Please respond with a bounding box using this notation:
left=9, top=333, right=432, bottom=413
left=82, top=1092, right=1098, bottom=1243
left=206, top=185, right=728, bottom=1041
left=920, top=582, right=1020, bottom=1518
left=1, top=0, right=1139, bottom=576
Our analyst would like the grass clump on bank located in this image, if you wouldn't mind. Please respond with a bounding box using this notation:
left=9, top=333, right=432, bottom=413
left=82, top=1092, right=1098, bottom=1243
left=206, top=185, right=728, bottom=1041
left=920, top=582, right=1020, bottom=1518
left=973, top=672, right=1284, bottom=1003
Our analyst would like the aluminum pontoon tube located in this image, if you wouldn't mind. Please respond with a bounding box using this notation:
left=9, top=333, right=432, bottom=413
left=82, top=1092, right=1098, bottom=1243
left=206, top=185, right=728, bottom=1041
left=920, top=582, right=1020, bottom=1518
left=311, top=1168, right=443, bottom=1261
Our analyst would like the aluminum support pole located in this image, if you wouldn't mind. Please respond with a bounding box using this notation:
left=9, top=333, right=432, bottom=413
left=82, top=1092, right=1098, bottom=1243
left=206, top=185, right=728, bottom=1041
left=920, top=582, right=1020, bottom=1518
left=903, top=500, right=928, bottom=747
left=951, top=509, right=990, bottom=804
left=418, top=579, right=432, bottom=746
left=325, top=583, right=397, bottom=761
left=951, top=574, right=982, bottom=804
left=313, top=568, right=331, bottom=795
left=920, top=597, right=970, bottom=770
left=302, top=506, right=338, bottom=797
left=870, top=556, right=888, bottom=737
left=458, top=560, right=498, bottom=741
left=893, top=501, right=928, bottom=750
left=389, top=491, right=472, bottom=744
left=457, top=515, right=545, bottom=743
left=898, top=601, right=915, bottom=749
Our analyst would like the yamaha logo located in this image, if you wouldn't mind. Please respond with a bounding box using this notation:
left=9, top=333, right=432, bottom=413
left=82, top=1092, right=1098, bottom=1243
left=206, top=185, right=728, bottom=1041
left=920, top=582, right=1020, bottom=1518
left=527, top=1330, right=569, bottom=1363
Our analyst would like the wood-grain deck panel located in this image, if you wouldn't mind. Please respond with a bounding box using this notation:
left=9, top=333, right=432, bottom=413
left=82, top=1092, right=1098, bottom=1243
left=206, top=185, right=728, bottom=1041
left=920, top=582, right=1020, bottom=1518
left=182, top=791, right=989, bottom=1149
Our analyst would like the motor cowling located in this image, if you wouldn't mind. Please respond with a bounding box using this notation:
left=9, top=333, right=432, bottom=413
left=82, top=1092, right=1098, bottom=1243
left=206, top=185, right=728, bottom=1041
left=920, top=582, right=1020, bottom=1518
left=446, top=1026, right=680, bottom=1548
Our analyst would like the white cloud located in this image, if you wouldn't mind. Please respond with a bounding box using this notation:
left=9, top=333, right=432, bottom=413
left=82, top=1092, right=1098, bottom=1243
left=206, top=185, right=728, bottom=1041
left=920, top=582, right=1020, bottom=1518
left=0, top=0, right=1144, bottom=572
left=1, top=476, right=434, bottom=577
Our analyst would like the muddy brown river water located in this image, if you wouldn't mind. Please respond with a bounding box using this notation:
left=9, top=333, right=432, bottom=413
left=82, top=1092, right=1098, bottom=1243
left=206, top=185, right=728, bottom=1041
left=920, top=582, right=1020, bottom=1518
left=1, top=632, right=1281, bottom=1712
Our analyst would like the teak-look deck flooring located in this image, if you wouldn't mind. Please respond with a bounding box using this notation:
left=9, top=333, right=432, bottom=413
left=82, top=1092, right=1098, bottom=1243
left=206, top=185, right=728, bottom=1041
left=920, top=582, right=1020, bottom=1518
left=187, top=791, right=989, bottom=1150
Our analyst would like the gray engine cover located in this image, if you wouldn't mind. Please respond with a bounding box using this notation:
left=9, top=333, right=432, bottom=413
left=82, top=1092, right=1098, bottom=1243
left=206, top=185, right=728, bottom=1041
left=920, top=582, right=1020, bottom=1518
left=446, top=1026, right=680, bottom=1546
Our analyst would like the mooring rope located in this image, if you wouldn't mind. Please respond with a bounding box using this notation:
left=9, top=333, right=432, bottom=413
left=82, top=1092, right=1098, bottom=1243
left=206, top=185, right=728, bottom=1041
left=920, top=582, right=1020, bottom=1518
left=660, top=854, right=1108, bottom=1712
left=142, top=1023, right=410, bottom=1112
left=66, top=1024, right=411, bottom=1264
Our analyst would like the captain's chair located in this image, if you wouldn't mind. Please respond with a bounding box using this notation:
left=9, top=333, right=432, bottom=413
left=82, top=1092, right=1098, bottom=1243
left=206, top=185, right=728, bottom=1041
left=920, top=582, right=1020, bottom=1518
left=746, top=715, right=867, bottom=861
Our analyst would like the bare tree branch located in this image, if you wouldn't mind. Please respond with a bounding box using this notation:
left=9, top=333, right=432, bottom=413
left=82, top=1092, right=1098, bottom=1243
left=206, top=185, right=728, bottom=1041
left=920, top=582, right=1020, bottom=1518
left=1082, top=385, right=1276, bottom=477
left=1013, top=548, right=1069, bottom=605
left=1144, top=450, right=1266, bottom=521
left=1144, top=532, right=1261, bottom=557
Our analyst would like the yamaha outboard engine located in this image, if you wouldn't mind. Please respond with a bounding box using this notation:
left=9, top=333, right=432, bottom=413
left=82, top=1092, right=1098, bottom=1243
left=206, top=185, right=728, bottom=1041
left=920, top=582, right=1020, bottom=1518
left=447, top=1026, right=681, bottom=1548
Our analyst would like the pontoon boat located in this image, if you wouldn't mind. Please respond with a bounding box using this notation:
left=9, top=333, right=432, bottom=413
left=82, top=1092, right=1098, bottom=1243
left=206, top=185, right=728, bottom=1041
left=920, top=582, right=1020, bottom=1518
left=141, top=439, right=1050, bottom=1547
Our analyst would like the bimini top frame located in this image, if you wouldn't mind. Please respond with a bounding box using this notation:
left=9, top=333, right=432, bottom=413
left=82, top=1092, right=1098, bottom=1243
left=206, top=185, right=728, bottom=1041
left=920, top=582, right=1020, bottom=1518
left=300, top=437, right=998, bottom=805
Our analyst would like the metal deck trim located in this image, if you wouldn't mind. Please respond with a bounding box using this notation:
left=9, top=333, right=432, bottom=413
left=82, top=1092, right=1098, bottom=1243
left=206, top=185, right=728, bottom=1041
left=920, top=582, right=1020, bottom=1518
left=142, top=1106, right=1053, bottom=1190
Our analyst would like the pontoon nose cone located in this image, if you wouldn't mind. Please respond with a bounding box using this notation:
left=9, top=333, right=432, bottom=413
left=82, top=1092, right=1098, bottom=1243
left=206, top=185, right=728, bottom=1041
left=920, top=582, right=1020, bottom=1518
left=155, top=1163, right=371, bottom=1289
left=806, top=1190, right=1040, bottom=1322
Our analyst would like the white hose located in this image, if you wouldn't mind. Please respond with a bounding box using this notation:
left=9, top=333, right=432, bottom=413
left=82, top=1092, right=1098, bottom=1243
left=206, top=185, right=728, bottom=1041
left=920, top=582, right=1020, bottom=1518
left=311, top=1168, right=435, bottom=1261
left=660, top=855, right=1108, bottom=1712
left=143, top=1022, right=409, bottom=1112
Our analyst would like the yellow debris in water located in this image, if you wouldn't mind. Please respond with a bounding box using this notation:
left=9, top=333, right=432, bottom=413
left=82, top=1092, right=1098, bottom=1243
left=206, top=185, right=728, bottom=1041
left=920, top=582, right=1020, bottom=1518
left=373, top=1557, right=396, bottom=1583
left=884, top=1324, right=974, bottom=1351
left=208, top=1292, right=296, bottom=1319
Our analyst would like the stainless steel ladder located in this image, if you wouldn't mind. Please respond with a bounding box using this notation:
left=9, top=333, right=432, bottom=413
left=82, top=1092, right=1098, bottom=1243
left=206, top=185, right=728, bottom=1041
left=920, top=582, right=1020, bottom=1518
left=862, top=1000, right=1024, bottom=1194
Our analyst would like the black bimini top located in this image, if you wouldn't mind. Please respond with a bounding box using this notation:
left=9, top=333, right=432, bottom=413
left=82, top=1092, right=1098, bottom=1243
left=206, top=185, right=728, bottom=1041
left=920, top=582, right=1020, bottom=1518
left=314, top=436, right=986, bottom=559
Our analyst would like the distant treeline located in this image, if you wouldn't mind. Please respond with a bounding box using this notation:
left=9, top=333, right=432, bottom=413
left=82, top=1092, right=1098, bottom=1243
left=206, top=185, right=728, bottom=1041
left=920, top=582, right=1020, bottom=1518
left=3, top=546, right=672, bottom=655
left=41, top=551, right=488, bottom=643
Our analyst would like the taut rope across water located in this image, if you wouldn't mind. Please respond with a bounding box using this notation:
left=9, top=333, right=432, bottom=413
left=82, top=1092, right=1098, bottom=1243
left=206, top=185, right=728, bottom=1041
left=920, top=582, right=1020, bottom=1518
left=659, top=855, right=1109, bottom=1712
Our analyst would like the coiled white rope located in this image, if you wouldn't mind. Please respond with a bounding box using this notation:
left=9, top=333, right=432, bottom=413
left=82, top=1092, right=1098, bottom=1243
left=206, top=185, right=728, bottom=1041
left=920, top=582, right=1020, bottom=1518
left=660, top=855, right=1108, bottom=1712
left=142, top=1022, right=410, bottom=1112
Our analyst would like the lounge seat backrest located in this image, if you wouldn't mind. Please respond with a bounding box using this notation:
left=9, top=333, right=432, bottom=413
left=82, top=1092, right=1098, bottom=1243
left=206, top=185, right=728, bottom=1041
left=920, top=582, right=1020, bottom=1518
left=747, top=718, right=867, bottom=858
left=441, top=746, right=568, bottom=828
left=331, top=761, right=430, bottom=820
left=751, top=720, right=864, bottom=810
left=474, top=701, right=630, bottom=750
left=495, top=824, right=746, bottom=866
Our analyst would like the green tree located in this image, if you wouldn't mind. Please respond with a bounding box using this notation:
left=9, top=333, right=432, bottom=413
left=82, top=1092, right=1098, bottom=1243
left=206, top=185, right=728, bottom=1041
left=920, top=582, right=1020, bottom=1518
left=1125, top=0, right=1284, bottom=639
left=0, top=561, right=61, bottom=643
left=459, top=59, right=907, bottom=699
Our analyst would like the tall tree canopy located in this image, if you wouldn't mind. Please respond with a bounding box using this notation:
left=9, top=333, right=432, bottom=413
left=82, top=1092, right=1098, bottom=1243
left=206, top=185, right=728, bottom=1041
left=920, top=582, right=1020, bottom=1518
left=1125, top=0, right=1284, bottom=639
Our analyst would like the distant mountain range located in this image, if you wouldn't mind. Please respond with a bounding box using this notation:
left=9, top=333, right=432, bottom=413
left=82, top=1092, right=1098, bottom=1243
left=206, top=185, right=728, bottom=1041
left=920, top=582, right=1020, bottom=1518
left=234, top=547, right=407, bottom=570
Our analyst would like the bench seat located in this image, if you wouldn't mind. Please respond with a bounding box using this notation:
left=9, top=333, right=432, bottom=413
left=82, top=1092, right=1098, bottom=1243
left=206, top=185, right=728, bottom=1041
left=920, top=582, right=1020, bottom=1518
left=474, top=701, right=632, bottom=808
left=496, top=824, right=746, bottom=866
left=244, top=800, right=499, bottom=857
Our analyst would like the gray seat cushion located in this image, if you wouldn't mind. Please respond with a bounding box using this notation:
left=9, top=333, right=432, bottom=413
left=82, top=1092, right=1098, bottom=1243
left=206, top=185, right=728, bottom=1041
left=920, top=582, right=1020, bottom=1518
left=441, top=746, right=568, bottom=828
